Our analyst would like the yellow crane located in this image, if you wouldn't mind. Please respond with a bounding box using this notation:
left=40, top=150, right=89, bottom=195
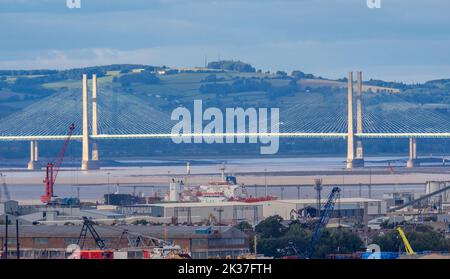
left=396, top=227, right=415, bottom=255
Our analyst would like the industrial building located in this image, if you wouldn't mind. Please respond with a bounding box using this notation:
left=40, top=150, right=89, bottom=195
left=0, top=200, right=19, bottom=216
left=1, top=204, right=126, bottom=225
left=426, top=181, right=450, bottom=205
left=261, top=198, right=387, bottom=220
left=383, top=192, right=417, bottom=209
left=120, top=198, right=386, bottom=225
left=0, top=225, right=250, bottom=259
left=120, top=201, right=263, bottom=225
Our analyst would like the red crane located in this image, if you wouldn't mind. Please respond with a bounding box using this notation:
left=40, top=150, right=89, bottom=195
left=41, top=123, right=75, bottom=204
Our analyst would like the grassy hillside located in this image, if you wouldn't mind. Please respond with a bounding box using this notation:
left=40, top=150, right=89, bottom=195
left=0, top=63, right=403, bottom=119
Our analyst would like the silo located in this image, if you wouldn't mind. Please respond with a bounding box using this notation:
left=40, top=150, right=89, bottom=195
left=425, top=181, right=442, bottom=204
left=443, top=182, right=450, bottom=203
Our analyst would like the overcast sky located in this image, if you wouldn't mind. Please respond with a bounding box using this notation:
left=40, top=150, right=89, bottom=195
left=0, top=0, right=449, bottom=83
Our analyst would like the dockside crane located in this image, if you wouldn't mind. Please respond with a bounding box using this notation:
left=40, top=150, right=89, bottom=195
left=305, top=186, right=341, bottom=259
left=396, top=227, right=415, bottom=255
left=41, top=123, right=76, bottom=205
left=77, top=217, right=107, bottom=250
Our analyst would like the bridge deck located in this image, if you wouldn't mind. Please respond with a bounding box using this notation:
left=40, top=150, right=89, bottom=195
left=2, top=132, right=450, bottom=141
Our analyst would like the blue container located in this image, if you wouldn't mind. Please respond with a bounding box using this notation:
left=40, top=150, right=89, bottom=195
left=195, top=227, right=212, bottom=234
left=362, top=252, right=399, bottom=259
left=226, top=176, right=237, bottom=185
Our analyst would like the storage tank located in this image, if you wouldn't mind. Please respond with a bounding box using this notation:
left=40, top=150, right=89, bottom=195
left=426, top=181, right=443, bottom=204
left=443, top=182, right=450, bottom=203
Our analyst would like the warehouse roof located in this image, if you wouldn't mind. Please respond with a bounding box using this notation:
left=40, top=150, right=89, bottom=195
left=149, top=201, right=262, bottom=208
left=0, top=225, right=248, bottom=239
left=270, top=197, right=382, bottom=205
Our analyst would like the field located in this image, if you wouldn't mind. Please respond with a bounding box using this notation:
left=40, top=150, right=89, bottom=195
left=0, top=66, right=400, bottom=119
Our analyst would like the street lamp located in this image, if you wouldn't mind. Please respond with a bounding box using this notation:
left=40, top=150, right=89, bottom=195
left=106, top=172, right=111, bottom=205
left=264, top=169, right=267, bottom=197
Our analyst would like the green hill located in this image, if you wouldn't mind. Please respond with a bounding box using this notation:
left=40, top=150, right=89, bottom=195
left=2, top=62, right=450, bottom=158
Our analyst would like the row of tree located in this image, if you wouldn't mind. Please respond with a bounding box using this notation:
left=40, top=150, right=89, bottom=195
left=373, top=225, right=450, bottom=252
left=113, top=71, right=161, bottom=86
left=207, top=60, right=256, bottom=72
left=235, top=215, right=450, bottom=258
left=235, top=215, right=363, bottom=258
left=199, top=77, right=298, bottom=100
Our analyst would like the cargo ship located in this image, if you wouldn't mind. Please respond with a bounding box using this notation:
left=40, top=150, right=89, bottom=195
left=196, top=175, right=248, bottom=203
left=165, top=165, right=277, bottom=203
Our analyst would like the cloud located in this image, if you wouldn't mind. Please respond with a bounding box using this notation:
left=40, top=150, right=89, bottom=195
left=1, top=0, right=450, bottom=82
left=2, top=36, right=450, bottom=83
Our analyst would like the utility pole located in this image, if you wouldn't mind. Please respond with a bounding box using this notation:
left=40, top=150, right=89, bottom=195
left=254, top=235, right=257, bottom=257
left=163, top=223, right=168, bottom=243
left=264, top=169, right=268, bottom=197
left=16, top=219, right=20, bottom=259
left=214, top=207, right=224, bottom=225
left=107, top=172, right=111, bottom=205
left=363, top=202, right=368, bottom=247
left=220, top=162, right=226, bottom=182
left=4, top=215, right=8, bottom=259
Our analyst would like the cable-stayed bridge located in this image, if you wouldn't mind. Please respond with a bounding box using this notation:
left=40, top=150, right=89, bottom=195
left=1, top=72, right=450, bottom=169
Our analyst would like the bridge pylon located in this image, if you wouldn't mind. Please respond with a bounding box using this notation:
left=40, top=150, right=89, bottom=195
left=81, top=74, right=90, bottom=170
left=91, top=74, right=100, bottom=163
left=346, top=72, right=355, bottom=169
left=81, top=74, right=99, bottom=170
left=354, top=71, right=364, bottom=168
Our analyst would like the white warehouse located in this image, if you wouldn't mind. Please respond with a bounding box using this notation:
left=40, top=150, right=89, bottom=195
left=122, top=201, right=264, bottom=225
left=261, top=198, right=387, bottom=220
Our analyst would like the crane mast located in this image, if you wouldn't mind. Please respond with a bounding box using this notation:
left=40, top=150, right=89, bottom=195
left=78, top=217, right=107, bottom=250
left=306, top=186, right=341, bottom=258
left=396, top=227, right=415, bottom=255
left=41, top=123, right=75, bottom=204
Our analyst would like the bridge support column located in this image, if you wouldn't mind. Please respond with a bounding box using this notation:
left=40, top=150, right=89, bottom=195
left=353, top=71, right=364, bottom=168
left=346, top=71, right=355, bottom=169
left=27, top=140, right=40, bottom=170
left=81, top=74, right=92, bottom=171
left=407, top=137, right=419, bottom=168
left=90, top=74, right=100, bottom=169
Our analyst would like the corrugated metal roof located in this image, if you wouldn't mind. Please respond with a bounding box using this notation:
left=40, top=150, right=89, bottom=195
left=150, top=201, right=262, bottom=208
left=271, top=197, right=382, bottom=205
left=80, top=209, right=124, bottom=217
left=0, top=225, right=247, bottom=239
